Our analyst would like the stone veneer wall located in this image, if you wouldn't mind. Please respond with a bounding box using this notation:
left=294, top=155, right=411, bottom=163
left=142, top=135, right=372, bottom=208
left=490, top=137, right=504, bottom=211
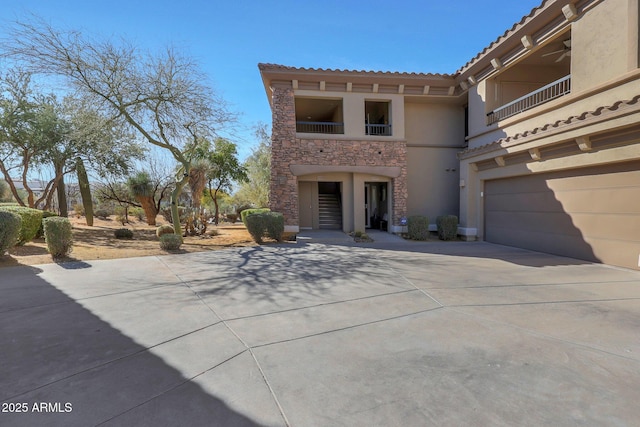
left=270, top=86, right=408, bottom=227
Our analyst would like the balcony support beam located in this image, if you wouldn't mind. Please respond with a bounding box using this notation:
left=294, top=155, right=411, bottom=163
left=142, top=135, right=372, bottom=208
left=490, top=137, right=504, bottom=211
left=577, top=136, right=592, bottom=151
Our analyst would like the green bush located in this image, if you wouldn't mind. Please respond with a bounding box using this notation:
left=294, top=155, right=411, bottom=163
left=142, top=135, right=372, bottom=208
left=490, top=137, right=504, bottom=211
left=436, top=215, right=458, bottom=241
left=241, top=208, right=270, bottom=226
left=43, top=216, right=73, bottom=258
left=264, top=212, right=284, bottom=242
left=94, top=209, right=111, bottom=220
left=36, top=211, right=58, bottom=238
left=407, top=215, right=429, bottom=241
left=225, top=213, right=238, bottom=224
left=0, top=211, right=21, bottom=255
left=159, top=234, right=182, bottom=251
left=130, top=206, right=145, bottom=221
left=0, top=206, right=43, bottom=245
left=114, top=228, right=134, bottom=239
left=245, top=212, right=284, bottom=243
left=156, top=224, right=175, bottom=238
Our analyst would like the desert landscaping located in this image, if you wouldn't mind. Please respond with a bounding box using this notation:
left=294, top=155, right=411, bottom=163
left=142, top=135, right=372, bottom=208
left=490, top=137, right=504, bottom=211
left=1, top=214, right=257, bottom=268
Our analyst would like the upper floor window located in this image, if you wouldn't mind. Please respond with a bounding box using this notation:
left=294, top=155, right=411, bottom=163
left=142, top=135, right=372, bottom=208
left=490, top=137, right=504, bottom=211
left=365, top=100, right=392, bottom=136
left=295, top=97, right=344, bottom=134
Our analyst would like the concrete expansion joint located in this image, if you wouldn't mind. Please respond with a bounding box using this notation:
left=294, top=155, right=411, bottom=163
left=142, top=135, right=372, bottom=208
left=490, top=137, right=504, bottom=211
left=449, top=307, right=640, bottom=364
left=2, top=320, right=227, bottom=403
left=96, top=350, right=250, bottom=426
left=249, top=306, right=445, bottom=350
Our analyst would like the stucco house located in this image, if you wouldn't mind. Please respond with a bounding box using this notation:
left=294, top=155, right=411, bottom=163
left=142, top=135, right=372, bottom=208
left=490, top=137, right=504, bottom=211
left=259, top=0, right=640, bottom=271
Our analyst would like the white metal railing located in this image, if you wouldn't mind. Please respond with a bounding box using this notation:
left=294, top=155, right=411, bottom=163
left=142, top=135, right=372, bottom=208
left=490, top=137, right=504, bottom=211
left=296, top=121, right=344, bottom=134
left=487, top=75, right=571, bottom=124
left=365, top=124, right=392, bottom=136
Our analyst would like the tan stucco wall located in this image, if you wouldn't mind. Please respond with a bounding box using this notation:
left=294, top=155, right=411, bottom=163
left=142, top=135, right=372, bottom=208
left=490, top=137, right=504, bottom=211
left=404, top=101, right=464, bottom=220
left=572, top=0, right=638, bottom=92
left=295, top=90, right=406, bottom=140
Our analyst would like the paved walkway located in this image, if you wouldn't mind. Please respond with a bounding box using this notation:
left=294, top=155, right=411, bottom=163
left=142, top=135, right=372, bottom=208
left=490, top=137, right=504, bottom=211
left=1, top=240, right=640, bottom=426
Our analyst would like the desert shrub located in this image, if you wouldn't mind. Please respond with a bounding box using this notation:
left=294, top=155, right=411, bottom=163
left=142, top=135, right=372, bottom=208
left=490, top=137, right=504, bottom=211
left=73, top=203, right=85, bottom=217
left=43, top=216, right=73, bottom=258
left=160, top=206, right=188, bottom=224
left=130, top=206, right=145, bottom=221
left=436, top=215, right=458, bottom=241
left=36, top=211, right=58, bottom=238
left=241, top=208, right=270, bottom=226
left=0, top=211, right=21, bottom=255
left=94, top=209, right=111, bottom=220
left=245, top=212, right=283, bottom=243
left=114, top=228, right=134, bottom=239
left=0, top=206, right=43, bottom=245
left=225, top=213, right=238, bottom=223
left=354, top=230, right=363, bottom=238
left=156, top=224, right=175, bottom=238
left=407, top=215, right=429, bottom=241
left=159, top=234, right=182, bottom=251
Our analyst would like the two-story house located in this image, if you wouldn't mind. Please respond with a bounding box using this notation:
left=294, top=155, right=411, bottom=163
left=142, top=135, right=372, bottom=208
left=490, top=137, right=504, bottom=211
left=260, top=0, right=640, bottom=270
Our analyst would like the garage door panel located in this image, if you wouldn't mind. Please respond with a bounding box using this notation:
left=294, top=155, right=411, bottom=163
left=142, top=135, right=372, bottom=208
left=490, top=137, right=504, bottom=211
left=554, top=187, right=640, bottom=214
left=485, top=161, right=640, bottom=270
left=485, top=192, right=561, bottom=213
left=486, top=227, right=600, bottom=263
left=485, top=211, right=584, bottom=237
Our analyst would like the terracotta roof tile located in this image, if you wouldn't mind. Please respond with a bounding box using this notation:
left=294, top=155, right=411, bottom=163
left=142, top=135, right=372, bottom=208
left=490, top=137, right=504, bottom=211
left=459, top=95, right=640, bottom=157
left=258, top=63, right=454, bottom=79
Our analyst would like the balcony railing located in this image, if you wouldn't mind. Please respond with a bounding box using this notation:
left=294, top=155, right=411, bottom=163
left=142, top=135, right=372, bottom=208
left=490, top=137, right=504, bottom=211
left=487, top=75, right=571, bottom=124
left=296, top=121, right=344, bottom=134
left=365, top=124, right=392, bottom=136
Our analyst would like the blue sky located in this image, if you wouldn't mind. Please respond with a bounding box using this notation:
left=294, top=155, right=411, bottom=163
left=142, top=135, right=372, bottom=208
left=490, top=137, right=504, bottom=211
left=1, top=0, right=542, bottom=159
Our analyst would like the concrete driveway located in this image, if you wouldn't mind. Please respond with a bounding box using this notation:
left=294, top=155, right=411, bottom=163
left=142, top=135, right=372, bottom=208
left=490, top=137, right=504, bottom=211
left=1, top=236, right=640, bottom=426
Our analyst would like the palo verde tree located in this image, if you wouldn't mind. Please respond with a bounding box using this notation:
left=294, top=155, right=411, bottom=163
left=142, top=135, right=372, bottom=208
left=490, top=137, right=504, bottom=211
left=4, top=17, right=234, bottom=236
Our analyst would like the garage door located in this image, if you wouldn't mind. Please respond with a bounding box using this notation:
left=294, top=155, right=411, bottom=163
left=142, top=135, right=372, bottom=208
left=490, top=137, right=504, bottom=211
left=484, top=161, right=640, bottom=270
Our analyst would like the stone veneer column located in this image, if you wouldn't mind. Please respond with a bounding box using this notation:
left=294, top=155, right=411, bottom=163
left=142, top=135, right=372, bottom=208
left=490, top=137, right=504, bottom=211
left=392, top=148, right=408, bottom=227
left=269, top=86, right=299, bottom=227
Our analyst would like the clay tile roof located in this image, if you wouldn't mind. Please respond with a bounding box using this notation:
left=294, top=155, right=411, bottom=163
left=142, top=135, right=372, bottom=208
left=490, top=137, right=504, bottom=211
left=455, top=0, right=551, bottom=75
left=258, top=63, right=454, bottom=79
left=459, top=95, right=640, bottom=157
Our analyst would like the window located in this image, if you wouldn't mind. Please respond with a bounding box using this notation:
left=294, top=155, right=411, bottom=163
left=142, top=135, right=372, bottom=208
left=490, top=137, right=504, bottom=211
left=295, top=97, right=344, bottom=134
left=365, top=101, right=391, bottom=136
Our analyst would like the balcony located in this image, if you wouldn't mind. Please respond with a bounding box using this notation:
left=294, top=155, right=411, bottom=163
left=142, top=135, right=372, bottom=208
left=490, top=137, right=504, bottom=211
left=365, top=124, right=392, bottom=136
left=296, top=121, right=344, bottom=134
left=487, top=75, right=571, bottom=124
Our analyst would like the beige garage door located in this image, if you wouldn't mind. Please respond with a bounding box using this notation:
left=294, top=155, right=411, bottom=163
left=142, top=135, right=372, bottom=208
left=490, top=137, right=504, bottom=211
left=484, top=161, right=640, bottom=270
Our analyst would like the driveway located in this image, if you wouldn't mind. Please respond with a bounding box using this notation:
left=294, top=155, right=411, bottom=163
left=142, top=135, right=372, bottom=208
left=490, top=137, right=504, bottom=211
left=1, top=236, right=639, bottom=426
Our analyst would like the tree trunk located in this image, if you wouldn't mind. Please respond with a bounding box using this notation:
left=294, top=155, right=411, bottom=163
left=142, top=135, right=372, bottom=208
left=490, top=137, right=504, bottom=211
left=138, top=196, right=157, bottom=226
left=55, top=161, right=68, bottom=217
left=76, top=158, right=93, bottom=226
left=213, top=188, right=220, bottom=226
left=170, top=170, right=190, bottom=238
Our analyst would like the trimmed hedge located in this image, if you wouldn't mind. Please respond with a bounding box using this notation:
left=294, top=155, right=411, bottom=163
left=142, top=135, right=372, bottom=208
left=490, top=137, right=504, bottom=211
left=159, top=234, right=182, bottom=251
left=0, top=206, right=43, bottom=245
left=0, top=211, right=21, bottom=255
left=245, top=212, right=284, bottom=244
left=43, top=216, right=73, bottom=258
left=241, top=208, right=270, bottom=226
left=436, top=215, right=458, bottom=241
left=36, top=211, right=58, bottom=238
left=407, top=215, right=429, bottom=241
